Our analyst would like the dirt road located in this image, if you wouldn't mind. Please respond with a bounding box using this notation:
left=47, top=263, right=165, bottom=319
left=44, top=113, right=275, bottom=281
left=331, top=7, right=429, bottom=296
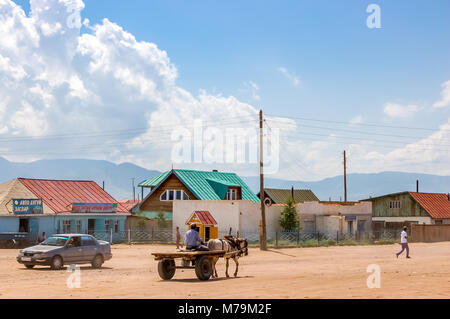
left=1, top=242, right=450, bottom=299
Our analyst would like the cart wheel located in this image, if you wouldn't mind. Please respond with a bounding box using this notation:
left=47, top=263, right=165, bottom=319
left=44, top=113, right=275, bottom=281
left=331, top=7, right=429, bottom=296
left=195, top=256, right=212, bottom=281
left=158, top=259, right=176, bottom=280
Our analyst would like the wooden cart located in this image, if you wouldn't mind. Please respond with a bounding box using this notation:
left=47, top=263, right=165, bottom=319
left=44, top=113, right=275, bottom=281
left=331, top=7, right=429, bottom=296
left=152, top=250, right=238, bottom=281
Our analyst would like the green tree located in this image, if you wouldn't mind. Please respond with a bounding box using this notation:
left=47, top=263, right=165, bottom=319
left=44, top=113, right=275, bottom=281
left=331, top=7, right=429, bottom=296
left=279, top=196, right=299, bottom=231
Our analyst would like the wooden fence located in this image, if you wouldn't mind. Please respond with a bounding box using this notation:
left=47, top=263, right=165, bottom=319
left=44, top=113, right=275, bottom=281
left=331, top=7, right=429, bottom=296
left=411, top=224, right=450, bottom=243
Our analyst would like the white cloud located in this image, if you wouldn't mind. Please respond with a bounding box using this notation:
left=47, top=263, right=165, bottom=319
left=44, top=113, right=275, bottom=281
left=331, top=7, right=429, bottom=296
left=349, top=115, right=364, bottom=125
left=433, top=80, right=450, bottom=108
left=277, top=67, right=300, bottom=86
left=383, top=103, right=420, bottom=118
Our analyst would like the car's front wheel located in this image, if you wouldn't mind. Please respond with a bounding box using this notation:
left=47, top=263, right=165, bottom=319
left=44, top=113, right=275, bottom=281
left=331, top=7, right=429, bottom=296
left=25, top=264, right=35, bottom=269
left=91, top=254, right=103, bottom=269
left=50, top=255, right=63, bottom=270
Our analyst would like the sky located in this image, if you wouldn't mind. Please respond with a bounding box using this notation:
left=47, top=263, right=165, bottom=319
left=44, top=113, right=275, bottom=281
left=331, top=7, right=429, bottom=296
left=0, top=0, right=449, bottom=181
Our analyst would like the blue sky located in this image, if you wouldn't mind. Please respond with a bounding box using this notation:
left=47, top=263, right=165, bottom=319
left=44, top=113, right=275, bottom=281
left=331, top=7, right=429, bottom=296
left=82, top=0, right=450, bottom=126
left=1, top=0, right=450, bottom=180
left=14, top=0, right=450, bottom=124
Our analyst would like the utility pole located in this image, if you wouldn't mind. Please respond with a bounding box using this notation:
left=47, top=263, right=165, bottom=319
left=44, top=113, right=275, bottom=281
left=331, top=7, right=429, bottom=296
left=131, top=178, right=135, bottom=201
left=343, top=151, right=347, bottom=202
left=259, top=110, right=267, bottom=251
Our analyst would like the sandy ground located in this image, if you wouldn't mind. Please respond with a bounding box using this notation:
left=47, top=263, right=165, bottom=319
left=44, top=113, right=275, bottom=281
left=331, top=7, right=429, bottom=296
left=1, top=242, right=450, bottom=299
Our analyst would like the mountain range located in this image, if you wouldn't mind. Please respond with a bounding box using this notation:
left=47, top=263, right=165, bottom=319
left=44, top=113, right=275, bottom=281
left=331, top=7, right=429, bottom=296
left=0, top=157, right=449, bottom=201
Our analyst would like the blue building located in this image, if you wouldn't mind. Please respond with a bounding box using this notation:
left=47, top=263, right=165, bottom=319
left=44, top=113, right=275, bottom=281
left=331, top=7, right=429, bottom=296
left=0, top=178, right=129, bottom=242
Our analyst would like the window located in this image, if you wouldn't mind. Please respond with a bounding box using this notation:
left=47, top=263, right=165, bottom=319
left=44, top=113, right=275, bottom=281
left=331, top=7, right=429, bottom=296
left=76, top=220, right=82, bottom=233
left=105, top=220, right=110, bottom=232
left=435, top=220, right=443, bottom=225
left=389, top=201, right=401, bottom=209
left=226, top=189, right=237, bottom=200
left=114, top=220, right=119, bottom=233
left=63, top=220, right=71, bottom=233
left=160, top=190, right=189, bottom=201
left=81, top=236, right=96, bottom=246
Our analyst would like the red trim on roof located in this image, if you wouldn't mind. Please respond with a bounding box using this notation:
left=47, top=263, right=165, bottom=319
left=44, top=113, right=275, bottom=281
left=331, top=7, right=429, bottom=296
left=195, top=211, right=217, bottom=225
left=18, top=178, right=128, bottom=214
left=409, top=192, right=450, bottom=219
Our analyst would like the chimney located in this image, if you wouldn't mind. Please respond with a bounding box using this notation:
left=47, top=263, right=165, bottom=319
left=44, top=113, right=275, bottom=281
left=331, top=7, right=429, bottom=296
left=212, top=169, right=218, bottom=172
left=448, top=193, right=450, bottom=201
left=416, top=180, right=419, bottom=193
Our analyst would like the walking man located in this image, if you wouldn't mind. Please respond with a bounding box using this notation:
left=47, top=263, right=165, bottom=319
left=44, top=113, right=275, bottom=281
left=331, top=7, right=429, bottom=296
left=396, top=226, right=411, bottom=258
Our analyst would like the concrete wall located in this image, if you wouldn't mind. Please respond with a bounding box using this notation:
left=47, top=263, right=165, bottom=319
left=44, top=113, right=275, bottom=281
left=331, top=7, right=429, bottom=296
left=412, top=224, right=450, bottom=242
left=173, top=200, right=241, bottom=237
left=173, top=200, right=373, bottom=238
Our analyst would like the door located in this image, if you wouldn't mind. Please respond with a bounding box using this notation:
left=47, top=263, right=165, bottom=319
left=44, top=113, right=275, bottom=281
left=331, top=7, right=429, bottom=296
left=204, top=227, right=211, bottom=242
left=88, top=219, right=95, bottom=235
left=29, top=219, right=39, bottom=243
left=81, top=236, right=97, bottom=261
left=62, top=236, right=84, bottom=264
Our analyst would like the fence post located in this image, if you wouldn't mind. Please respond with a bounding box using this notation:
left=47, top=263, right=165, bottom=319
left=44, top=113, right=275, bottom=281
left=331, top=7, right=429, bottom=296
left=152, top=228, right=154, bottom=242
left=128, top=228, right=131, bottom=245
left=297, top=229, right=300, bottom=246
left=276, top=232, right=279, bottom=248
left=110, top=228, right=113, bottom=244
left=317, top=232, right=320, bottom=246
left=337, top=231, right=339, bottom=243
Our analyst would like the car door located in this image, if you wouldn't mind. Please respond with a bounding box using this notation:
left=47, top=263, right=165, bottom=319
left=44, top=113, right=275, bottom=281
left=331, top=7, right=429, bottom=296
left=62, top=236, right=84, bottom=264
left=81, top=236, right=97, bottom=261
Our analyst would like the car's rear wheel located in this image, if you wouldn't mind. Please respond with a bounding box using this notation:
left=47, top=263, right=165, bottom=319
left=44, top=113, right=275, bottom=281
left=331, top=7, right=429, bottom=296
left=25, top=264, right=35, bottom=269
left=91, top=254, right=103, bottom=269
left=50, top=255, right=63, bottom=270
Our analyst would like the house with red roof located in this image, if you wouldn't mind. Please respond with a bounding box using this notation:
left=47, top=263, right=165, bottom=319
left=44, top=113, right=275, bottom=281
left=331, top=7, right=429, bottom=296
left=0, top=178, right=129, bottom=242
left=366, top=191, right=450, bottom=230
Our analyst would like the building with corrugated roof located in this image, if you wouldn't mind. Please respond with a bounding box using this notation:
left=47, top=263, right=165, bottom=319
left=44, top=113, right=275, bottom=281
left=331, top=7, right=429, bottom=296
left=135, top=169, right=259, bottom=216
left=365, top=191, right=450, bottom=230
left=0, top=178, right=129, bottom=241
left=257, top=188, right=319, bottom=205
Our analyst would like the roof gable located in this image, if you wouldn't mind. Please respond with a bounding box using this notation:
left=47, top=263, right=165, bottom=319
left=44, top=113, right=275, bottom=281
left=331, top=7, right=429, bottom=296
left=409, top=192, right=450, bottom=219
left=140, top=169, right=259, bottom=202
left=186, top=211, right=217, bottom=226
left=18, top=178, right=128, bottom=214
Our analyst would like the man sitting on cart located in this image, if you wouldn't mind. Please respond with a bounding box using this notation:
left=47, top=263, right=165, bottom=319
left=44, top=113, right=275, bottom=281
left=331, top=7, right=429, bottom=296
left=185, top=224, right=209, bottom=251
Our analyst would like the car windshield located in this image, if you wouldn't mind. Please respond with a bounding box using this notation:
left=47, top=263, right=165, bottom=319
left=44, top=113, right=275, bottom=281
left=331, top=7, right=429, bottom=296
left=41, top=236, right=68, bottom=246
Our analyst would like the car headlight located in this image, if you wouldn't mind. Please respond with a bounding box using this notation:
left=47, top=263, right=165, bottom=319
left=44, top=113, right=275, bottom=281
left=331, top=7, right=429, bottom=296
left=35, top=253, right=47, bottom=259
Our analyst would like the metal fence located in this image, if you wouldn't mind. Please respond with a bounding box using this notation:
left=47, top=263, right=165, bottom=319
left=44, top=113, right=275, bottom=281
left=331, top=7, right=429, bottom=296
left=88, top=229, right=400, bottom=246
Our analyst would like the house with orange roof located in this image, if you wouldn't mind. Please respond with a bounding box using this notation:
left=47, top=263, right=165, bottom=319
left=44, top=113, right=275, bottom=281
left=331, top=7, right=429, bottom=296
left=366, top=191, right=450, bottom=230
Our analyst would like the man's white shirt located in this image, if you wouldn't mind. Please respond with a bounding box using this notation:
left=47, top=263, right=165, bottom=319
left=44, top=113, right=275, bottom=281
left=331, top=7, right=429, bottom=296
left=401, top=230, right=408, bottom=243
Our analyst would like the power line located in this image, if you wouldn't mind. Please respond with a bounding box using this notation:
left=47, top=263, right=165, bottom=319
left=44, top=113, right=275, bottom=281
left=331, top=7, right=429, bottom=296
left=265, top=113, right=450, bottom=132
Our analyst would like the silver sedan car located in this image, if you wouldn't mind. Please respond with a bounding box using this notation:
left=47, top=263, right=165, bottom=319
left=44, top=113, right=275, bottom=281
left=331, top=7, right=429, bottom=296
left=17, top=234, right=112, bottom=270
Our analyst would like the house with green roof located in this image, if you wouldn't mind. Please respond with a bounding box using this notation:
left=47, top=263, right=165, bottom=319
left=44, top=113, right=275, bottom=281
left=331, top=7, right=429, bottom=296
left=134, top=169, right=259, bottom=219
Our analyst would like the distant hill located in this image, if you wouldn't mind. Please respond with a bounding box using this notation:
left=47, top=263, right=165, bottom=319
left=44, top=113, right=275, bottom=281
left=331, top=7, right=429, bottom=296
left=0, top=157, right=160, bottom=200
left=0, top=157, right=449, bottom=201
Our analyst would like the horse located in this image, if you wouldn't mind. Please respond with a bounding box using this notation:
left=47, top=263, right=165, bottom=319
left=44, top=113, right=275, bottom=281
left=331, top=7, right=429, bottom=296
left=207, top=235, right=248, bottom=278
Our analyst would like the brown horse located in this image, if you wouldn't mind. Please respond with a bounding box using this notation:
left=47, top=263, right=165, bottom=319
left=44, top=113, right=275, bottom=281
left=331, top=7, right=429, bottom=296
left=207, top=235, right=248, bottom=278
